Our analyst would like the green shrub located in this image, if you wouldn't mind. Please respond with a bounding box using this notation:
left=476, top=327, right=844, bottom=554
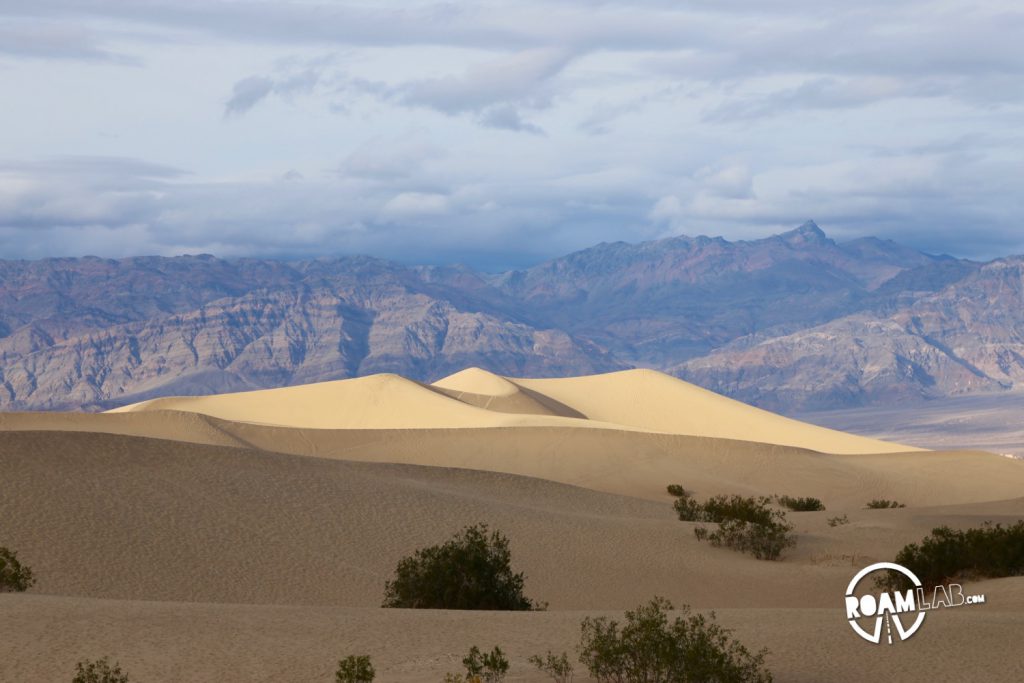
left=674, top=494, right=796, bottom=560
left=460, top=645, right=510, bottom=682
left=72, top=658, right=129, bottom=683
left=865, top=499, right=905, bottom=509
left=674, top=493, right=776, bottom=525
left=880, top=521, right=1024, bottom=590
left=701, top=495, right=777, bottom=525
left=336, top=655, right=375, bottom=682
left=774, top=495, right=825, bottom=512
left=694, top=516, right=796, bottom=561
left=667, top=484, right=686, bottom=498
left=578, top=597, right=773, bottom=683
left=529, top=650, right=573, bottom=682
left=827, top=514, right=849, bottom=527
left=673, top=494, right=703, bottom=522
left=382, top=524, right=540, bottom=610
left=0, top=546, right=35, bottom=593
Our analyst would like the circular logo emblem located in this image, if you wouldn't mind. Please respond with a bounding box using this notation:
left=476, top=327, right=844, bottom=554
left=845, top=562, right=925, bottom=644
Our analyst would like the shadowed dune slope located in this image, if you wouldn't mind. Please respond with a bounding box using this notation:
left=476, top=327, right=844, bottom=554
left=2, top=407, right=1023, bottom=682
left=107, top=367, right=914, bottom=454
left=3, top=592, right=1024, bottom=683
left=3, top=430, right=1023, bottom=611
left=0, top=430, right=833, bottom=609
left=2, top=412, right=1021, bottom=505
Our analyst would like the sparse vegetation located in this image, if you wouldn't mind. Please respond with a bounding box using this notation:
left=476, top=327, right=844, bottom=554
left=578, top=597, right=773, bottom=683
left=672, top=491, right=704, bottom=522
left=666, top=484, right=686, bottom=498
left=72, top=658, right=130, bottom=683
left=827, top=514, right=850, bottom=527
left=529, top=651, right=574, bottom=683
left=0, top=546, right=35, bottom=593
left=774, top=495, right=825, bottom=512
left=668, top=491, right=797, bottom=560
left=694, top=516, right=796, bottom=561
left=451, top=645, right=509, bottom=683
left=865, top=499, right=905, bottom=509
left=382, top=524, right=541, bottom=610
left=336, top=655, right=375, bottom=682
left=879, top=521, right=1024, bottom=590
left=672, top=492, right=776, bottom=525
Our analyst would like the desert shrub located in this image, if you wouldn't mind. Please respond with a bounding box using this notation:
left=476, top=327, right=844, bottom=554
left=72, top=658, right=129, bottom=683
left=827, top=514, right=850, bottom=527
left=578, top=597, right=773, bottom=683
left=336, top=655, right=375, bottom=682
left=0, top=546, right=35, bottom=593
left=674, top=493, right=777, bottom=525
left=865, top=499, right=905, bottom=509
left=382, top=524, right=540, bottom=610
left=700, top=495, right=777, bottom=525
left=676, top=494, right=796, bottom=560
left=879, top=521, right=1024, bottom=591
left=673, top=494, right=704, bottom=522
left=667, top=484, right=686, bottom=498
left=529, top=650, right=573, bottom=682
left=774, top=495, right=825, bottom=512
left=695, top=517, right=796, bottom=561
left=458, top=645, right=510, bottom=683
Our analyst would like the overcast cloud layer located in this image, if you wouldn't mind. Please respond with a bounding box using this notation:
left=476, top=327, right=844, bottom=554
left=1, top=0, right=1022, bottom=268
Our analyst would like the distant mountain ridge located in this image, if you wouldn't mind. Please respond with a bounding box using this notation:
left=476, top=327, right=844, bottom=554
left=2, top=221, right=1014, bottom=412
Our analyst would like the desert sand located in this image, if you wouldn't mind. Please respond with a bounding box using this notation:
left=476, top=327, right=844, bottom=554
left=2, top=368, right=1023, bottom=681
left=109, top=367, right=912, bottom=454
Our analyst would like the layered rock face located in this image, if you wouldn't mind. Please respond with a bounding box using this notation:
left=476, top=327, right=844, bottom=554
left=677, top=258, right=1024, bottom=411
left=2, top=222, right=1016, bottom=412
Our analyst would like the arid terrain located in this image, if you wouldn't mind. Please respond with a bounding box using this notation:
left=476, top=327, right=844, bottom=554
left=5, top=224, right=1024, bottom=415
left=2, top=368, right=1023, bottom=681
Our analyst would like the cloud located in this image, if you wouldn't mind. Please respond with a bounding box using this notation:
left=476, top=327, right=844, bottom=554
left=223, top=47, right=568, bottom=130
left=2, top=1, right=1023, bottom=265
left=0, top=20, right=139, bottom=63
left=478, top=105, right=544, bottom=135
left=397, top=48, right=571, bottom=114
left=224, top=75, right=274, bottom=116
left=696, top=164, right=754, bottom=199
left=380, top=192, right=450, bottom=219
left=342, top=137, right=444, bottom=180
left=224, top=69, right=322, bottom=116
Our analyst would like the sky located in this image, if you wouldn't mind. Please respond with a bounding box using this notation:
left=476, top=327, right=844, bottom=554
left=1, top=0, right=1022, bottom=269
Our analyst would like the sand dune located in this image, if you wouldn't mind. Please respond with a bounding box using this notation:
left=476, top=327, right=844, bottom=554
left=3, top=367, right=1023, bottom=682
left=4, top=594, right=1023, bottom=683
left=2, top=429, right=1023, bottom=681
left=3, top=414, right=1020, bottom=506
left=508, top=368, right=915, bottom=454
left=2, top=429, right=1020, bottom=608
left=109, top=367, right=913, bottom=454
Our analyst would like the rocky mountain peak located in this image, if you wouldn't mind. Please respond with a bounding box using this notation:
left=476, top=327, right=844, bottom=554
left=0, top=223, right=1000, bottom=411
left=779, top=220, right=831, bottom=246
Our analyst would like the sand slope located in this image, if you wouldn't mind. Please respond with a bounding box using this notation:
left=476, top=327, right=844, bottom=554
left=2, top=430, right=1022, bottom=610
left=1, top=429, right=1023, bottom=682
left=108, top=367, right=913, bottom=454
left=3, top=368, right=1024, bottom=682
left=4, top=594, right=1024, bottom=683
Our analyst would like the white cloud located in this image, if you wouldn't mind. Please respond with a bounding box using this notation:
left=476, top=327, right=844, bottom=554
left=0, top=0, right=1022, bottom=264
left=380, top=192, right=450, bottom=219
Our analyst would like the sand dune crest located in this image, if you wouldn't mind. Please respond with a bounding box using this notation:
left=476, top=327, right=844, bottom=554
left=111, top=367, right=916, bottom=453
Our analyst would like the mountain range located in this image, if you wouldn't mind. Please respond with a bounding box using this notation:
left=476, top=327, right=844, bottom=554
left=1, top=220, right=1019, bottom=412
